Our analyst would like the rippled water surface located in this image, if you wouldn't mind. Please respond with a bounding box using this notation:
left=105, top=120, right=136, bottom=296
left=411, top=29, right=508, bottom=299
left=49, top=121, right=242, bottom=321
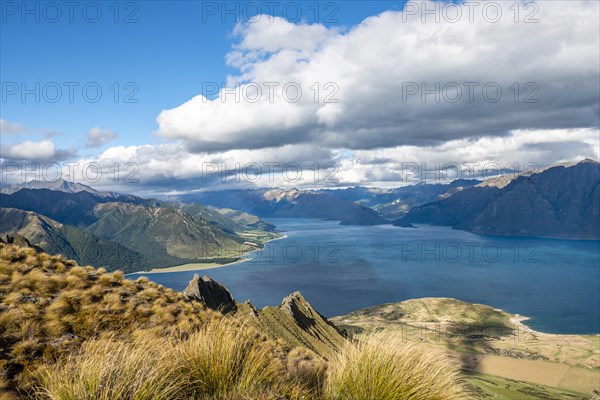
left=129, top=219, right=600, bottom=334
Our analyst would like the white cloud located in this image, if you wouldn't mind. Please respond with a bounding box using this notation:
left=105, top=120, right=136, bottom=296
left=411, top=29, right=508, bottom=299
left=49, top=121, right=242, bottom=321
left=339, top=128, right=600, bottom=185
left=85, top=127, right=117, bottom=148
left=156, top=1, right=600, bottom=152
left=0, top=119, right=61, bottom=139
left=63, top=128, right=598, bottom=194
left=0, top=119, right=24, bottom=134
left=3, top=140, right=57, bottom=160
left=5, top=2, right=598, bottom=194
left=231, top=16, right=335, bottom=55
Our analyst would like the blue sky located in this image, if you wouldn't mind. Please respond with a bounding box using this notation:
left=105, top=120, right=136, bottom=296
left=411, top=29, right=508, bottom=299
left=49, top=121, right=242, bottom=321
left=1, top=1, right=406, bottom=154
left=1, top=0, right=598, bottom=193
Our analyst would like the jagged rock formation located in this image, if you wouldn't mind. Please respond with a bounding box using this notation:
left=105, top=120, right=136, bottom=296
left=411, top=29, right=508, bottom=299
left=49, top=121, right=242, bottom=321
left=183, top=275, right=346, bottom=357
left=256, top=291, right=346, bottom=357
left=183, top=274, right=237, bottom=313
left=0, top=233, right=43, bottom=252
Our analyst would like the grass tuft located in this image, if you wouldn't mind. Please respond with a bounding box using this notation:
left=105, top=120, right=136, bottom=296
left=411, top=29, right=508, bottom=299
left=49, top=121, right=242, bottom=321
left=325, top=332, right=473, bottom=400
left=31, top=333, right=182, bottom=400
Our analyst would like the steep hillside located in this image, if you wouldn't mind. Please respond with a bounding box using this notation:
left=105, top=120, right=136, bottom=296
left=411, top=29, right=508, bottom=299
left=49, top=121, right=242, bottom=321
left=0, top=208, right=148, bottom=272
left=0, top=244, right=330, bottom=398
left=87, top=203, right=253, bottom=264
left=0, top=243, right=211, bottom=393
left=0, top=185, right=278, bottom=270
left=397, top=160, right=600, bottom=238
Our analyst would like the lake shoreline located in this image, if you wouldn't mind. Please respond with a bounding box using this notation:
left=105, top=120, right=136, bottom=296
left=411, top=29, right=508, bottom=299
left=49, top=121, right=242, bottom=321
left=136, top=234, right=288, bottom=274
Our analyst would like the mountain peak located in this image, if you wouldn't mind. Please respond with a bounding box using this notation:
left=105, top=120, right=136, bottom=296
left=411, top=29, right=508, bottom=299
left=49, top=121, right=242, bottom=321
left=262, top=188, right=309, bottom=202
left=1, top=178, right=100, bottom=195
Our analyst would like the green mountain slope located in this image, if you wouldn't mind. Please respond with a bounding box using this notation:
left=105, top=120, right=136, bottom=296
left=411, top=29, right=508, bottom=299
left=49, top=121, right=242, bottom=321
left=0, top=208, right=148, bottom=272
left=87, top=202, right=257, bottom=265
left=0, top=185, right=278, bottom=270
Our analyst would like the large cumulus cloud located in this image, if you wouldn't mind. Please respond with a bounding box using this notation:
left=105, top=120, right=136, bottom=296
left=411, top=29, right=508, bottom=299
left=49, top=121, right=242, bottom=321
left=156, top=1, right=600, bottom=152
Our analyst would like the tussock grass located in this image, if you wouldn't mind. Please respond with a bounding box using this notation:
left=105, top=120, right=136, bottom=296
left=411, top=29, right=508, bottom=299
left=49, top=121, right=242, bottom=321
left=30, top=320, right=313, bottom=400
left=325, top=332, right=472, bottom=400
left=0, top=243, right=210, bottom=392
left=286, top=347, right=328, bottom=397
left=175, top=319, right=308, bottom=399
left=31, top=333, right=182, bottom=400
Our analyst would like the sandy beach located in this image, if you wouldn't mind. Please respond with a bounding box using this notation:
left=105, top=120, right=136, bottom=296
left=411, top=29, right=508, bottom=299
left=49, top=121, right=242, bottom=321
left=145, top=234, right=288, bottom=274
left=509, top=314, right=536, bottom=333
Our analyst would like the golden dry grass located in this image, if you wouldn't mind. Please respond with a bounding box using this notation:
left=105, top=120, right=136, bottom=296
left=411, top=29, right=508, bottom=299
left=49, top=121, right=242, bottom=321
left=30, top=321, right=315, bottom=400
left=0, top=243, right=211, bottom=393
left=31, top=333, right=183, bottom=400
left=325, top=332, right=473, bottom=400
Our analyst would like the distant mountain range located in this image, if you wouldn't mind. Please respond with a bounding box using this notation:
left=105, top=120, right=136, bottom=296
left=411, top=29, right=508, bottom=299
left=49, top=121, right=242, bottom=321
left=185, top=180, right=481, bottom=224
left=320, top=179, right=480, bottom=218
left=183, top=188, right=388, bottom=225
left=1, top=159, right=596, bottom=271
left=397, top=159, right=600, bottom=239
left=0, top=180, right=278, bottom=271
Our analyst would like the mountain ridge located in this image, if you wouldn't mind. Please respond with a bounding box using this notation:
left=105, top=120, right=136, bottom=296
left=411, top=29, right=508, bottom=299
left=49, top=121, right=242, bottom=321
left=182, top=188, right=388, bottom=225
left=397, top=160, right=600, bottom=239
left=0, top=184, right=279, bottom=270
left=183, top=272, right=346, bottom=357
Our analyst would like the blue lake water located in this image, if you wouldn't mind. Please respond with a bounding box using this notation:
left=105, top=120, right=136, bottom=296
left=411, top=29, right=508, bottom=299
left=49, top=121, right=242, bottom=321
left=129, top=219, right=600, bottom=334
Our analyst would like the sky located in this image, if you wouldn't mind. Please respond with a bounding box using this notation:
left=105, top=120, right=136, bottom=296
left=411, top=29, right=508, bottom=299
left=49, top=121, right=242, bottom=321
left=1, top=0, right=599, bottom=196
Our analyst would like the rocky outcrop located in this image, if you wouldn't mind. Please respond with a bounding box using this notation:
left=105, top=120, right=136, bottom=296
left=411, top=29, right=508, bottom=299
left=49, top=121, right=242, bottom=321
left=257, top=292, right=346, bottom=357
left=280, top=291, right=339, bottom=333
left=182, top=275, right=346, bottom=357
left=2, top=234, right=43, bottom=253
left=183, top=274, right=237, bottom=313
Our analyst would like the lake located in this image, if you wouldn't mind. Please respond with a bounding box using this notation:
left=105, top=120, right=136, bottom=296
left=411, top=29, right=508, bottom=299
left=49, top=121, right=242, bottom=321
left=128, top=219, right=600, bottom=334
